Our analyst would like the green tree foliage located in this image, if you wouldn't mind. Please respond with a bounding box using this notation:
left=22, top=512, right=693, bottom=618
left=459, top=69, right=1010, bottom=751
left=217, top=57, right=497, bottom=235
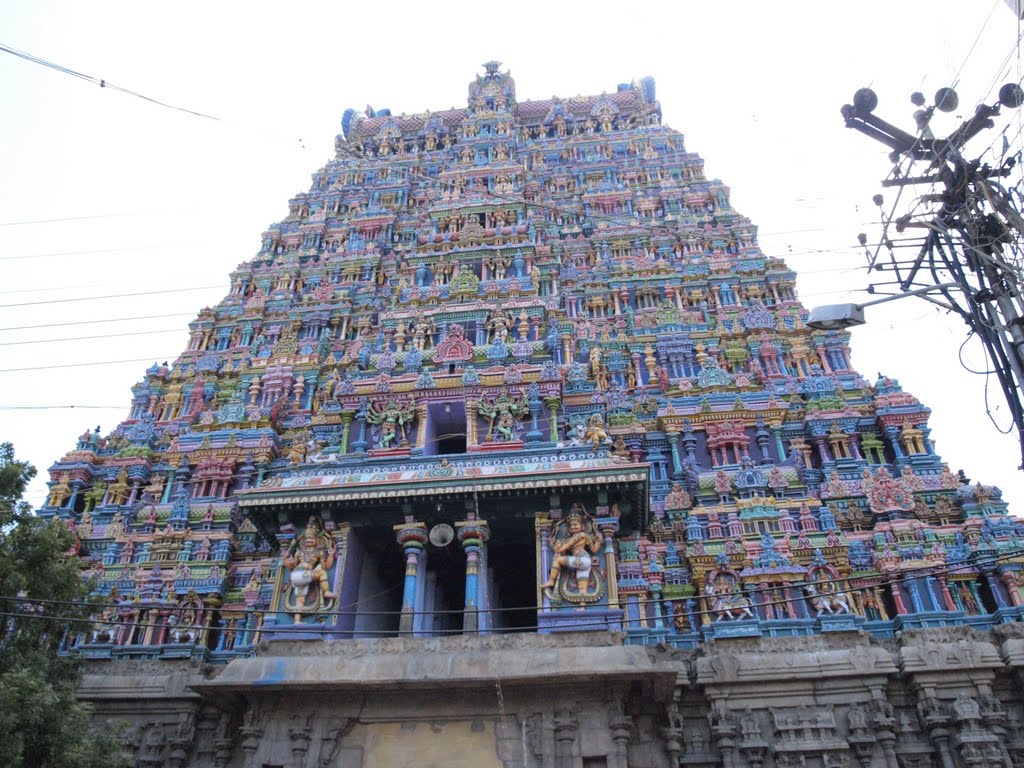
left=0, top=442, right=129, bottom=768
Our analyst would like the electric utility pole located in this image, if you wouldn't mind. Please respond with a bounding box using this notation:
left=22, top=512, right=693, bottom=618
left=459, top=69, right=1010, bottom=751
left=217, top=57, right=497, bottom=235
left=841, top=82, right=1024, bottom=469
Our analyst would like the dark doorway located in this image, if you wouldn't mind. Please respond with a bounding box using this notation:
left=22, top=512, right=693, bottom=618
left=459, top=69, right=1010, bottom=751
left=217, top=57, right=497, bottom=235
left=426, top=401, right=467, bottom=456
left=424, top=541, right=466, bottom=635
left=351, top=525, right=404, bottom=638
left=488, top=512, right=538, bottom=632
left=437, top=434, right=467, bottom=455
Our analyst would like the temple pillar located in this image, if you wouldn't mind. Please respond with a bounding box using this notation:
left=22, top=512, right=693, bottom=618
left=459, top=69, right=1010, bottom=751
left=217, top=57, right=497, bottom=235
left=415, top=403, right=427, bottom=450
left=1001, top=571, right=1023, bottom=606
left=553, top=711, right=578, bottom=768
left=985, top=570, right=1010, bottom=609
left=884, top=425, right=905, bottom=461
left=889, top=577, right=907, bottom=615
left=544, top=397, right=561, bottom=442
left=847, top=430, right=863, bottom=461
left=906, top=577, right=925, bottom=612
left=350, top=406, right=369, bottom=453
left=339, top=411, right=354, bottom=453
left=526, top=388, right=543, bottom=443
left=393, top=520, right=428, bottom=635
left=466, top=399, right=479, bottom=447
left=938, top=577, right=958, bottom=611
left=288, top=720, right=312, bottom=768
left=631, top=353, right=644, bottom=388
left=599, top=517, right=620, bottom=609
left=457, top=519, right=490, bottom=634
left=537, top=515, right=553, bottom=611
left=608, top=712, right=632, bottom=768
left=649, top=583, right=665, bottom=627
left=67, top=480, right=84, bottom=512
left=812, top=434, right=831, bottom=464
left=666, top=430, right=683, bottom=477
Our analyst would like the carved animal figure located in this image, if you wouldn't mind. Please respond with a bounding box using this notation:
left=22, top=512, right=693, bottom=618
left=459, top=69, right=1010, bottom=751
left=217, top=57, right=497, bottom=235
left=804, top=583, right=852, bottom=614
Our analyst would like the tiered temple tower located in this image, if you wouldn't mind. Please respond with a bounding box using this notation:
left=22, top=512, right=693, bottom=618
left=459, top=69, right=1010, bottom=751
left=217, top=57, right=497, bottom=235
left=40, top=64, right=1024, bottom=768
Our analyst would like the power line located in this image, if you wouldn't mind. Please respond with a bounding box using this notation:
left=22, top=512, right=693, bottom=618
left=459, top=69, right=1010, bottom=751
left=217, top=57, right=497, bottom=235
left=0, top=285, right=222, bottom=309
left=0, top=37, right=847, bottom=257
left=0, top=212, right=153, bottom=227
left=0, top=405, right=126, bottom=410
left=0, top=42, right=309, bottom=153
left=0, top=42, right=221, bottom=121
left=0, top=311, right=193, bottom=332
left=0, top=355, right=176, bottom=374
left=0, top=328, right=184, bottom=347
left=0, top=245, right=188, bottom=263
left=0, top=282, right=106, bottom=297
left=949, top=0, right=1003, bottom=91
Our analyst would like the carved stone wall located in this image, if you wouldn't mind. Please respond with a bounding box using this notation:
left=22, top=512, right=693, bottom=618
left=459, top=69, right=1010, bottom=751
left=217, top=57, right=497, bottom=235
left=80, top=625, right=1024, bottom=767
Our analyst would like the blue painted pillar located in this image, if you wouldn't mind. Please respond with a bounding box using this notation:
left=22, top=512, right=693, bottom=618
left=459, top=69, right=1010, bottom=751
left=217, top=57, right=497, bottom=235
left=160, top=474, right=173, bottom=504
left=906, top=577, right=925, bottom=613
left=667, top=431, right=683, bottom=477
left=526, top=386, right=543, bottom=443
left=771, top=425, right=786, bottom=462
left=351, top=404, right=369, bottom=453
left=457, top=520, right=490, bottom=634
left=393, top=521, right=428, bottom=635
left=985, top=571, right=1010, bottom=609
left=650, top=584, right=665, bottom=629
left=67, top=479, right=84, bottom=512
left=884, top=426, right=905, bottom=460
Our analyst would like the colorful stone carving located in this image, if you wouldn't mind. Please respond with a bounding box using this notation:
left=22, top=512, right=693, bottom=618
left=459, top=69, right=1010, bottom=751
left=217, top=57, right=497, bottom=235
left=282, top=517, right=337, bottom=623
left=542, top=503, right=603, bottom=604
left=33, top=63, right=1024, bottom=660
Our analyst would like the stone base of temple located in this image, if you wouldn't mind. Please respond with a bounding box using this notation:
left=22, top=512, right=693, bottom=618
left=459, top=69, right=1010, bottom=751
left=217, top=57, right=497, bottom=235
left=76, top=625, right=1024, bottom=768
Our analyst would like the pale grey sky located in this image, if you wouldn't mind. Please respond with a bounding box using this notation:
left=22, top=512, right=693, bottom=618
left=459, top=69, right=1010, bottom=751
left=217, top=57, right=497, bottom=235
left=2, top=1, right=1022, bottom=508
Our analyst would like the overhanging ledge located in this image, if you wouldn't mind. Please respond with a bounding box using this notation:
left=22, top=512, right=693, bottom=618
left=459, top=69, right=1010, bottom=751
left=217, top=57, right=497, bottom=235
left=237, top=454, right=650, bottom=511
left=191, top=632, right=678, bottom=705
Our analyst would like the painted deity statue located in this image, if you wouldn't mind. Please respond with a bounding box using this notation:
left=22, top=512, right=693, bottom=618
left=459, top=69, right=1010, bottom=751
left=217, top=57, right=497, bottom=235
left=107, top=468, right=131, bottom=506
left=478, top=389, right=529, bottom=442
left=542, top=503, right=603, bottom=604
left=47, top=473, right=72, bottom=508
left=283, top=516, right=337, bottom=622
left=705, top=574, right=755, bottom=621
left=141, top=474, right=165, bottom=502
left=486, top=308, right=514, bottom=342
left=83, top=480, right=106, bottom=513
left=584, top=413, right=611, bottom=450
left=804, top=581, right=852, bottom=615
left=366, top=396, right=416, bottom=449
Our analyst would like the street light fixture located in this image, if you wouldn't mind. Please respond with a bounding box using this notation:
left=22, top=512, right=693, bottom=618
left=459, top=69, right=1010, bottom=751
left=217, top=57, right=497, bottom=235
left=806, top=283, right=958, bottom=330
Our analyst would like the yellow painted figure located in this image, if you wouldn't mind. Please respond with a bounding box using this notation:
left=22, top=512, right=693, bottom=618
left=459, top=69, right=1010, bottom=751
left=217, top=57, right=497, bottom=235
left=542, top=504, right=602, bottom=600
left=283, top=516, right=337, bottom=621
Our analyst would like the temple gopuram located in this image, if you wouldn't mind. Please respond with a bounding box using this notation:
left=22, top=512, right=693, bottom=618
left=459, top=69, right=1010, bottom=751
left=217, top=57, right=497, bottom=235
left=40, top=63, right=1024, bottom=768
